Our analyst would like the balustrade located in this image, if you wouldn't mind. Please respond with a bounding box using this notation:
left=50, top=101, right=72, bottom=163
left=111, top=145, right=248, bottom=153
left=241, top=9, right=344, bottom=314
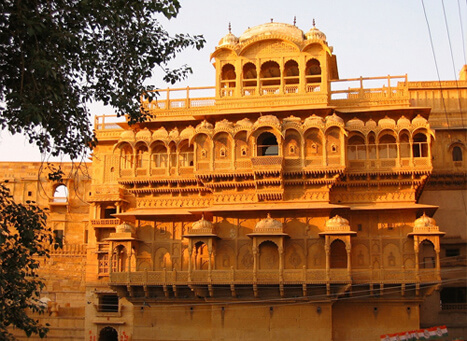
left=109, top=267, right=433, bottom=286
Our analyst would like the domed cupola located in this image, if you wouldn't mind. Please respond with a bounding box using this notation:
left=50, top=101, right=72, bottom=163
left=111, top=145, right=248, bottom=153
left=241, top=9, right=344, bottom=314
left=185, top=215, right=217, bottom=237
left=305, top=20, right=327, bottom=44
left=410, top=213, right=444, bottom=235
left=119, top=130, right=136, bottom=142
left=254, top=213, right=283, bottom=233
left=218, top=23, right=239, bottom=47
left=152, top=126, right=168, bottom=140
left=319, top=215, right=357, bottom=236
left=321, top=215, right=356, bottom=234
left=115, top=222, right=136, bottom=234
left=135, top=128, right=152, bottom=142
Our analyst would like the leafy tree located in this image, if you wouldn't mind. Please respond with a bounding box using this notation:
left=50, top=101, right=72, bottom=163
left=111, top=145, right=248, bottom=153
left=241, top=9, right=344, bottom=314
left=0, top=184, right=53, bottom=340
left=0, top=0, right=204, bottom=338
left=0, top=0, right=205, bottom=159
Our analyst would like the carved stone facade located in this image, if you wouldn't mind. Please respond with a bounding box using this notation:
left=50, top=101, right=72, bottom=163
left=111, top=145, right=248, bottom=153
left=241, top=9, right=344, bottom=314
left=3, top=21, right=466, bottom=341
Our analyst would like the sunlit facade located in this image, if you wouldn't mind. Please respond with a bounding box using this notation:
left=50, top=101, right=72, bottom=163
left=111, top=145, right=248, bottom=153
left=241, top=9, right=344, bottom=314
left=2, top=21, right=466, bottom=341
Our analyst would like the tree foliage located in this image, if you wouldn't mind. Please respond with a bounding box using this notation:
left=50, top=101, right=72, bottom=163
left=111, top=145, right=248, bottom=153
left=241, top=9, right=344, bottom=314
left=0, top=184, right=53, bottom=340
left=0, top=0, right=205, bottom=158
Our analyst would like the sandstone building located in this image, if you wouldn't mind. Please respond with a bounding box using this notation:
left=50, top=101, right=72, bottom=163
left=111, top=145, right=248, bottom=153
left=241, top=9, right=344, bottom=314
left=2, top=21, right=466, bottom=340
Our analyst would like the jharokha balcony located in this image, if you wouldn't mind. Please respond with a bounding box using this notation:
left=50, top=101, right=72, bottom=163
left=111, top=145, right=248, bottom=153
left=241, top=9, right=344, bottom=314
left=107, top=215, right=441, bottom=299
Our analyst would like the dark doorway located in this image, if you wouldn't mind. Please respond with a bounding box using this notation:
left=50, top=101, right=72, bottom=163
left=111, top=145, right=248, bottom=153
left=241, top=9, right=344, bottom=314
left=99, top=326, right=118, bottom=341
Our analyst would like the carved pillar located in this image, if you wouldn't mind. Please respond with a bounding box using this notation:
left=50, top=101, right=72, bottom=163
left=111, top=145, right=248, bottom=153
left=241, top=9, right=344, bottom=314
left=208, top=243, right=213, bottom=272
left=231, top=138, right=236, bottom=170
left=301, top=135, right=305, bottom=167
left=188, top=245, right=193, bottom=273
left=427, top=134, right=432, bottom=165
left=236, top=59, right=242, bottom=97
left=414, top=236, right=420, bottom=273
left=324, top=236, right=330, bottom=273
left=322, top=135, right=327, bottom=167
left=279, top=59, right=284, bottom=95
left=253, top=245, right=258, bottom=276
left=279, top=244, right=284, bottom=271
left=346, top=243, right=352, bottom=278
left=256, top=61, right=260, bottom=96
left=340, top=129, right=345, bottom=166
left=409, top=137, right=414, bottom=167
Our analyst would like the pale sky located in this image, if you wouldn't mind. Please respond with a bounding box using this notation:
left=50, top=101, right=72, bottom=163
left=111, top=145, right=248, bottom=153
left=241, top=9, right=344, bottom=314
left=1, top=0, right=466, bottom=161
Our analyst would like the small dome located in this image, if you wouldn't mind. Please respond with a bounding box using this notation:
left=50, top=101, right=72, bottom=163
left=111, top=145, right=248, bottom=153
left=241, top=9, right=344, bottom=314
left=180, top=126, right=195, bottom=139
left=218, top=32, right=239, bottom=46
left=152, top=127, right=168, bottom=140
left=366, top=118, right=377, bottom=129
left=305, top=21, right=327, bottom=43
left=169, top=127, right=179, bottom=139
left=235, top=118, right=253, bottom=129
left=215, top=119, right=234, bottom=131
left=255, top=213, right=283, bottom=231
left=378, top=116, right=396, bottom=129
left=414, top=213, right=437, bottom=229
left=283, top=115, right=302, bottom=124
left=196, top=120, right=214, bottom=130
left=304, top=114, right=324, bottom=127
left=239, top=22, right=305, bottom=43
left=116, top=222, right=136, bottom=234
left=326, top=113, right=344, bottom=126
left=397, top=116, right=411, bottom=128
left=119, top=130, right=136, bottom=142
left=253, top=115, right=281, bottom=130
left=412, top=114, right=428, bottom=127
left=325, top=215, right=350, bottom=231
left=136, top=128, right=152, bottom=141
left=346, top=117, right=365, bottom=130
left=192, top=216, right=213, bottom=230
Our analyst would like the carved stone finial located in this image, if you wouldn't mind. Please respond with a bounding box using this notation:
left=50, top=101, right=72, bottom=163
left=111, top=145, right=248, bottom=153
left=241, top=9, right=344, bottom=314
left=270, top=18, right=273, bottom=23
left=313, top=18, right=316, bottom=27
left=293, top=16, right=296, bottom=26
left=228, top=22, right=231, bottom=33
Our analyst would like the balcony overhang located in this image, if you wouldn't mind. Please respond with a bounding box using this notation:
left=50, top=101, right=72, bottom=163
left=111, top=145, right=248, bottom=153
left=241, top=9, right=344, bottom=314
left=113, top=208, right=195, bottom=221
left=349, top=203, right=438, bottom=212
left=190, top=202, right=348, bottom=214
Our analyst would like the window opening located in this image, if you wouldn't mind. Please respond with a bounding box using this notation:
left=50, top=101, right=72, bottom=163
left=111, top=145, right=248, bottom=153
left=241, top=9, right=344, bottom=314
left=98, top=294, right=119, bottom=312
left=452, top=146, right=463, bottom=161
left=257, top=132, right=279, bottom=156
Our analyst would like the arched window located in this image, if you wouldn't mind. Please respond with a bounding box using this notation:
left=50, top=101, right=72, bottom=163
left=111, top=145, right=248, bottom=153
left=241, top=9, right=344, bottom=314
left=284, top=60, right=299, bottom=85
left=419, top=240, right=435, bottom=269
left=378, top=134, right=397, bottom=159
left=151, top=144, right=168, bottom=168
left=221, top=64, right=236, bottom=84
left=179, top=142, right=194, bottom=167
left=135, top=144, right=148, bottom=169
left=259, top=241, right=279, bottom=270
left=399, top=133, right=410, bottom=158
left=305, top=59, right=321, bottom=91
left=413, top=133, right=428, bottom=158
left=452, top=146, right=463, bottom=162
left=53, top=184, right=68, bottom=203
left=260, top=61, right=281, bottom=87
left=330, top=240, right=347, bottom=268
left=347, top=135, right=365, bottom=160
left=257, top=132, right=278, bottom=156
left=243, top=62, right=257, bottom=88
left=120, top=144, right=133, bottom=169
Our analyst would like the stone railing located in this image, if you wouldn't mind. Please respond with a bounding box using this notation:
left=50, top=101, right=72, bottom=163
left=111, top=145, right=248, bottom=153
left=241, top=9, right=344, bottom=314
left=109, top=267, right=437, bottom=286
left=91, top=219, right=120, bottom=228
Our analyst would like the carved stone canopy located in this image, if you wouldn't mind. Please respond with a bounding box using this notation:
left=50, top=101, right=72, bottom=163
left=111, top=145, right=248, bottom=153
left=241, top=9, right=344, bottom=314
left=116, top=222, right=136, bottom=234
left=319, top=215, right=357, bottom=236
left=248, top=213, right=288, bottom=236
left=408, top=213, right=445, bottom=236
left=184, top=215, right=217, bottom=237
